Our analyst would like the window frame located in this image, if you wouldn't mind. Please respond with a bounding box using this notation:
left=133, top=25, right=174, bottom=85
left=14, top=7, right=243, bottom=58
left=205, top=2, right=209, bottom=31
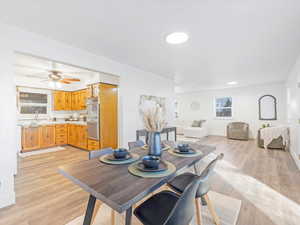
left=214, top=96, right=233, bottom=120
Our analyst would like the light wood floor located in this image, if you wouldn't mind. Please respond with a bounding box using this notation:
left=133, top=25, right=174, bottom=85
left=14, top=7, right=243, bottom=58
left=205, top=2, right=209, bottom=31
left=0, top=136, right=299, bottom=225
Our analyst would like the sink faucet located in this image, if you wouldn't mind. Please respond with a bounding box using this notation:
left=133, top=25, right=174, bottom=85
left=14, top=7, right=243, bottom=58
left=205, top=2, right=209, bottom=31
left=34, top=111, right=39, bottom=121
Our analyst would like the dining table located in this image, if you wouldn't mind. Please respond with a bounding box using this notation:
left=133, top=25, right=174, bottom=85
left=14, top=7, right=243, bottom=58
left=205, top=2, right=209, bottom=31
left=58, top=142, right=216, bottom=225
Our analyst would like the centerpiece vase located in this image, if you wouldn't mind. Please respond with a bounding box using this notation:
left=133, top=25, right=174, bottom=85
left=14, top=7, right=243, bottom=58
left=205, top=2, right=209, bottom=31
left=148, top=131, right=162, bottom=156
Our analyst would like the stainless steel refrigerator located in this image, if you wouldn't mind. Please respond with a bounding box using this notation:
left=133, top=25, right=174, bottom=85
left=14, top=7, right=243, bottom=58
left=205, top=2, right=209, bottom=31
left=86, top=97, right=99, bottom=140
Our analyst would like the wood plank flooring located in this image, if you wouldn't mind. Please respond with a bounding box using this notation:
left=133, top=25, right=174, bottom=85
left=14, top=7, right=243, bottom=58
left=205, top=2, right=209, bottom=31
left=0, top=136, right=299, bottom=225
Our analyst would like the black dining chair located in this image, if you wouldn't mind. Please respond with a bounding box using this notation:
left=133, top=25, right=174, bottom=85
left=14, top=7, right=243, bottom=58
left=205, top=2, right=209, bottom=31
left=134, top=177, right=201, bottom=225
left=128, top=140, right=145, bottom=150
left=167, top=153, right=224, bottom=225
left=88, top=147, right=115, bottom=224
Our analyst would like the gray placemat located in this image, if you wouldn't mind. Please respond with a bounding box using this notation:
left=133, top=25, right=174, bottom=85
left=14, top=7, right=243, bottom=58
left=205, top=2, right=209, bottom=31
left=99, top=153, right=140, bottom=165
left=167, top=148, right=203, bottom=157
left=128, top=160, right=176, bottom=178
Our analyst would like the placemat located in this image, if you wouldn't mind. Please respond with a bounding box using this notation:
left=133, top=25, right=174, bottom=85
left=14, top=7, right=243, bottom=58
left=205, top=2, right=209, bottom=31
left=128, top=160, right=176, bottom=178
left=167, top=148, right=203, bottom=157
left=141, top=145, right=171, bottom=151
left=99, top=153, right=140, bottom=165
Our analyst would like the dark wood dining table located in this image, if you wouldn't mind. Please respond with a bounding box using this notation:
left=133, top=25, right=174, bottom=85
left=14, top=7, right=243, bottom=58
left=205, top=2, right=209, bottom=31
left=58, top=143, right=216, bottom=225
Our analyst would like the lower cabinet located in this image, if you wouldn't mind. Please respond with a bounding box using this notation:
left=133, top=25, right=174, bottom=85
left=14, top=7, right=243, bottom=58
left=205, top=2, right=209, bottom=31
left=40, top=125, right=56, bottom=148
left=21, top=127, right=40, bottom=152
left=67, top=124, right=88, bottom=149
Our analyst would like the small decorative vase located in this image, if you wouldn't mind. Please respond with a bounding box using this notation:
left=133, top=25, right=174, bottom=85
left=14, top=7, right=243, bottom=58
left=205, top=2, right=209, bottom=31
left=148, top=131, right=162, bottom=156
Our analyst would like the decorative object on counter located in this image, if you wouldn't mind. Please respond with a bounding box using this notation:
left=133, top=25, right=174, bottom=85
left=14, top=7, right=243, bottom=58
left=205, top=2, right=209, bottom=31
left=259, top=126, right=289, bottom=150
left=99, top=152, right=140, bottom=165
left=140, top=99, right=167, bottom=157
left=259, top=95, right=277, bottom=120
left=128, top=160, right=176, bottom=178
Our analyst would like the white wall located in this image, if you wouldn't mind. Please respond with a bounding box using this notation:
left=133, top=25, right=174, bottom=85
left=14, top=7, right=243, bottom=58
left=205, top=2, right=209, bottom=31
left=286, top=56, right=300, bottom=169
left=176, top=82, right=287, bottom=138
left=0, top=23, right=174, bottom=208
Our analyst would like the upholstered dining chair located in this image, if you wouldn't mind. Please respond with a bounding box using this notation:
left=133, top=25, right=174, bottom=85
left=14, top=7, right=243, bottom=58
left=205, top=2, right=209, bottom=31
left=88, top=148, right=115, bottom=225
left=167, top=153, right=224, bottom=225
left=227, top=122, right=249, bottom=140
left=128, top=140, right=145, bottom=150
left=134, top=177, right=201, bottom=225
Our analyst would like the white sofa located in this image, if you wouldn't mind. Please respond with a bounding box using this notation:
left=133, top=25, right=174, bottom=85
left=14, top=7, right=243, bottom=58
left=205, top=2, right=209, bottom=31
left=175, top=120, right=208, bottom=138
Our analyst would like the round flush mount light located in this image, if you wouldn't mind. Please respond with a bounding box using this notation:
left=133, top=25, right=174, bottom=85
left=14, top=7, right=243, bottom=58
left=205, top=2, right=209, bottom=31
left=166, top=32, right=189, bottom=44
left=227, top=81, right=238, bottom=85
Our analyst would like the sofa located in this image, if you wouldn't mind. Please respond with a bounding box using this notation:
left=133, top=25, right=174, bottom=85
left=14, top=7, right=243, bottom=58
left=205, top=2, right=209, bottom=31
left=175, top=120, right=208, bottom=139
left=227, top=122, right=249, bottom=140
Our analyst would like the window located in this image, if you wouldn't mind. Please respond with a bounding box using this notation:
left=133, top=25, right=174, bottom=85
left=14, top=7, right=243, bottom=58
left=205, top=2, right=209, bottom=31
left=215, top=97, right=232, bottom=118
left=18, top=91, right=49, bottom=115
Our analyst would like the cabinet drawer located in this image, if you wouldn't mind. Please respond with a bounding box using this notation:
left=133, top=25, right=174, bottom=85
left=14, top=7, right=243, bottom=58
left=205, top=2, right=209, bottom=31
left=56, top=128, right=67, bottom=134
left=88, top=146, right=100, bottom=151
left=56, top=138, right=67, bottom=145
left=55, top=124, right=68, bottom=129
left=56, top=133, right=67, bottom=139
left=88, top=139, right=100, bottom=147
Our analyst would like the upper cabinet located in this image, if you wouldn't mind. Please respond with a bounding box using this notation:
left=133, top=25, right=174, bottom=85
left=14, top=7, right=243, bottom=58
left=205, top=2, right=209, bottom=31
left=53, top=89, right=87, bottom=111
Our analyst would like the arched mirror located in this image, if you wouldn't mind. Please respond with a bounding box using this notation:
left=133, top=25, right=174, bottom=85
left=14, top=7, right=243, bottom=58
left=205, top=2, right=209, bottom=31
left=259, top=95, right=277, bottom=120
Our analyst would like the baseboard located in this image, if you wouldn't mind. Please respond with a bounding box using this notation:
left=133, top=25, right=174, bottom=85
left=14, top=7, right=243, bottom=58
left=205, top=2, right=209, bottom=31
left=290, top=150, right=300, bottom=170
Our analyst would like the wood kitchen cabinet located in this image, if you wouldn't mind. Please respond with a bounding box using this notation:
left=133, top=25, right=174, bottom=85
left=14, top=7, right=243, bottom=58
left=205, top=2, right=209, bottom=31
left=53, top=91, right=65, bottom=111
left=40, top=125, right=56, bottom=148
left=21, top=127, right=40, bottom=152
left=67, top=124, right=87, bottom=149
left=55, top=124, right=68, bottom=145
left=99, top=83, right=118, bottom=149
left=53, top=89, right=86, bottom=111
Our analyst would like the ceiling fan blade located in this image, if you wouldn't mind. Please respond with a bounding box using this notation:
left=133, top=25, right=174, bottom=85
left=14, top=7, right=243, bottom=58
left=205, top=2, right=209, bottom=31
left=63, top=78, right=81, bottom=82
left=59, top=80, right=71, bottom=84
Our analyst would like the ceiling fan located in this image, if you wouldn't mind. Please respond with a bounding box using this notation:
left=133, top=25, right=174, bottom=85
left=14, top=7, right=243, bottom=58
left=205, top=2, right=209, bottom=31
left=15, top=62, right=83, bottom=85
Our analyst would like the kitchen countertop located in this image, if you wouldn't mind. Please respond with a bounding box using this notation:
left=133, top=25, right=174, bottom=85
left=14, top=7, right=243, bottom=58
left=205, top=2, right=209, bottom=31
left=17, top=120, right=87, bottom=127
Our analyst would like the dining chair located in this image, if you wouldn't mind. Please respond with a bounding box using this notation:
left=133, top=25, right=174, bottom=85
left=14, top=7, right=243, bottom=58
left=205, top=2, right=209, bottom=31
left=128, top=140, right=145, bottom=150
left=167, top=153, right=224, bottom=225
left=88, top=147, right=115, bottom=225
left=134, top=177, right=201, bottom=225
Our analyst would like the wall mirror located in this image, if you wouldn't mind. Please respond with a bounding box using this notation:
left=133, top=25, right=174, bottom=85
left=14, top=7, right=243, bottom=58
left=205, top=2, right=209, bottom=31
left=259, top=95, right=277, bottom=120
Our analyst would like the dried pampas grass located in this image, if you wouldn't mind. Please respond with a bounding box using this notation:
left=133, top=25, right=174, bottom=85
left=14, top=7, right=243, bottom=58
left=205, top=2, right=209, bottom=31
left=142, top=105, right=167, bottom=132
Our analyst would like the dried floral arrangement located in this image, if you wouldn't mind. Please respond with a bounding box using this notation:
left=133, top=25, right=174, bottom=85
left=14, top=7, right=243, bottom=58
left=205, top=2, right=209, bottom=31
left=141, top=105, right=167, bottom=132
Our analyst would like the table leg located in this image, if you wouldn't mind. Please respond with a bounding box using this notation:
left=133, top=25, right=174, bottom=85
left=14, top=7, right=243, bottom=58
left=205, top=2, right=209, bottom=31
left=83, top=195, right=97, bottom=225
left=175, top=128, right=177, bottom=141
left=167, top=131, right=169, bottom=140
left=125, top=206, right=132, bottom=225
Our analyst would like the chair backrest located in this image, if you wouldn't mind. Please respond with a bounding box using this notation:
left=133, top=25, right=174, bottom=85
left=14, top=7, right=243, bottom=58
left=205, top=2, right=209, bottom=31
left=128, top=140, right=145, bottom=150
left=164, top=177, right=201, bottom=225
left=196, top=153, right=224, bottom=196
left=88, top=148, right=113, bottom=160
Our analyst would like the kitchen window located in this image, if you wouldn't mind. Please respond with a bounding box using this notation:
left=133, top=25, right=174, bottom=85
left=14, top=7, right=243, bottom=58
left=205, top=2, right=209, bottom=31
left=18, top=90, right=49, bottom=116
left=214, top=97, right=233, bottom=119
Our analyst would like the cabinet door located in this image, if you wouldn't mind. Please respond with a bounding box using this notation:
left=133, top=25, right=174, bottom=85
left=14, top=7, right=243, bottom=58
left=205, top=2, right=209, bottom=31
left=22, top=127, right=40, bottom=151
left=53, top=91, right=65, bottom=111
left=65, top=92, right=72, bottom=110
left=40, top=125, right=55, bottom=148
left=71, top=92, right=77, bottom=110
left=99, top=83, right=118, bottom=149
left=80, top=126, right=87, bottom=149
left=68, top=124, right=75, bottom=145
left=80, top=89, right=87, bottom=110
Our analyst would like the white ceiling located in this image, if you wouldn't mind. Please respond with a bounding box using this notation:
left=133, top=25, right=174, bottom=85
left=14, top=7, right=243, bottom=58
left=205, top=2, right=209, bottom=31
left=2, top=0, right=300, bottom=92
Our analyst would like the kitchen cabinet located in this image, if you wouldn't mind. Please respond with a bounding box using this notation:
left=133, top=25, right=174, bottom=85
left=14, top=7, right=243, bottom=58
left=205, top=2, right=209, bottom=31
left=67, top=124, right=87, bottom=149
left=53, top=91, right=65, bottom=111
left=40, top=125, right=56, bottom=148
left=55, top=124, right=68, bottom=145
left=99, top=83, right=118, bottom=149
left=53, top=89, right=86, bottom=111
left=21, top=127, right=40, bottom=152
left=88, top=139, right=100, bottom=150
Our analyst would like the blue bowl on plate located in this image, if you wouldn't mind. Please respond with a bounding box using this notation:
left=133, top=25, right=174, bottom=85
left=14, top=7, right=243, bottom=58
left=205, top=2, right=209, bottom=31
left=142, top=155, right=160, bottom=169
left=113, top=148, right=129, bottom=159
left=178, top=144, right=189, bottom=152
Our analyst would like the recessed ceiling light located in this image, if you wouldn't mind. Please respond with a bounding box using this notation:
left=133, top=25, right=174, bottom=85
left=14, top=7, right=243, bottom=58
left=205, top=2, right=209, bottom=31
left=227, top=81, right=238, bottom=85
left=166, top=32, right=189, bottom=44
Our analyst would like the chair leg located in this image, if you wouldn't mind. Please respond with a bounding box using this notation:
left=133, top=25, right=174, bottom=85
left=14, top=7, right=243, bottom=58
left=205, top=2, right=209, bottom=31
left=204, top=194, right=220, bottom=225
left=195, top=198, right=202, bottom=225
left=111, top=209, right=115, bottom=225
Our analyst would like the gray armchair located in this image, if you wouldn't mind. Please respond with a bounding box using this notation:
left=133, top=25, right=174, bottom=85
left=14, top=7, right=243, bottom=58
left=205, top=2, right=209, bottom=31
left=227, top=122, right=249, bottom=141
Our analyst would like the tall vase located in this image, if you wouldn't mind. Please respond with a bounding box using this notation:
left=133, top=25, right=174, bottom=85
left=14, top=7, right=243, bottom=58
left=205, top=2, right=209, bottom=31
left=148, top=131, right=162, bottom=156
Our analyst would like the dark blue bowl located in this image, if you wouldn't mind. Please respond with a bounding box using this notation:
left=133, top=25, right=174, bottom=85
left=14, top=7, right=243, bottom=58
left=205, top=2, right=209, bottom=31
left=142, top=155, right=160, bottom=169
left=178, top=143, right=189, bottom=152
left=113, top=148, right=129, bottom=159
